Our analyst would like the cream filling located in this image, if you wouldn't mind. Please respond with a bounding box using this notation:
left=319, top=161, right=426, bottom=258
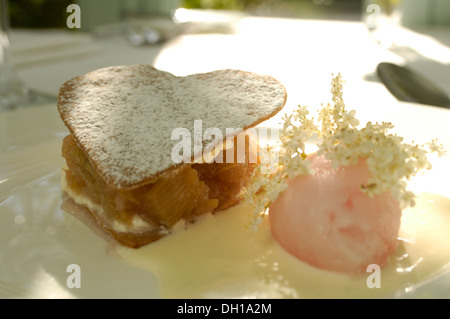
left=60, top=170, right=155, bottom=234
left=61, top=169, right=215, bottom=238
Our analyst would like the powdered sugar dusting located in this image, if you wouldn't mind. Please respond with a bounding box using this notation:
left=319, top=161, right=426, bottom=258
left=57, top=65, right=286, bottom=189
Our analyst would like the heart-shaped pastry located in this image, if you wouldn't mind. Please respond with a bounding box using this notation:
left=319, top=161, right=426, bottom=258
left=58, top=65, right=287, bottom=248
left=58, top=65, right=287, bottom=189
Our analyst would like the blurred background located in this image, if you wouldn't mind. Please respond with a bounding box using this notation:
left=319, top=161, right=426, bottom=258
left=8, top=0, right=450, bottom=30
left=10, top=0, right=363, bottom=29
left=1, top=0, right=449, bottom=112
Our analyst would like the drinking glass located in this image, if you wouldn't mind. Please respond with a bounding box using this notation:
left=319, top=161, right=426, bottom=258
left=362, top=0, right=402, bottom=48
left=0, top=0, right=31, bottom=112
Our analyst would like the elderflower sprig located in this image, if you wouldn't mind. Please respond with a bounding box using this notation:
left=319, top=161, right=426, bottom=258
left=244, top=73, right=446, bottom=229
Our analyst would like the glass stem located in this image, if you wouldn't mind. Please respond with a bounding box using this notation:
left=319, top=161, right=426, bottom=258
left=0, top=0, right=30, bottom=110
left=0, top=0, right=14, bottom=90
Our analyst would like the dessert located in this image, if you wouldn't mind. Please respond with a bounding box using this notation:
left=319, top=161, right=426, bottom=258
left=245, top=74, right=445, bottom=274
left=58, top=65, right=287, bottom=248
left=269, top=154, right=402, bottom=274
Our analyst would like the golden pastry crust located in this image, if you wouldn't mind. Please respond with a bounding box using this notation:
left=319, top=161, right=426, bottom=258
left=57, top=65, right=287, bottom=190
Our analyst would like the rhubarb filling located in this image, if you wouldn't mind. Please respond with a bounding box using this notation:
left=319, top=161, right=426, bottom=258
left=61, top=134, right=256, bottom=248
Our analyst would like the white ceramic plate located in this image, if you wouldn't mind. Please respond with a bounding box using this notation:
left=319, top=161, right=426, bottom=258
left=0, top=104, right=160, bottom=298
left=1, top=103, right=450, bottom=299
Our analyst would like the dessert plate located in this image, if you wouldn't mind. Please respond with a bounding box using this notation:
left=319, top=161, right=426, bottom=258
left=0, top=103, right=449, bottom=299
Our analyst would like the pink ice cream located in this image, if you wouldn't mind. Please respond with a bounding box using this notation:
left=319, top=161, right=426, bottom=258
left=269, top=154, right=402, bottom=275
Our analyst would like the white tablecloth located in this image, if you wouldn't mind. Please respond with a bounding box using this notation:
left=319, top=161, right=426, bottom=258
left=12, top=15, right=450, bottom=121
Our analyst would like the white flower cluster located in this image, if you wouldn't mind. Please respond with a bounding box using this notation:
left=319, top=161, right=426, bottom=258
left=244, top=73, right=445, bottom=228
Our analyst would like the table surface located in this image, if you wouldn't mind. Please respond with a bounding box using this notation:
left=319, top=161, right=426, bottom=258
left=10, top=14, right=450, bottom=113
